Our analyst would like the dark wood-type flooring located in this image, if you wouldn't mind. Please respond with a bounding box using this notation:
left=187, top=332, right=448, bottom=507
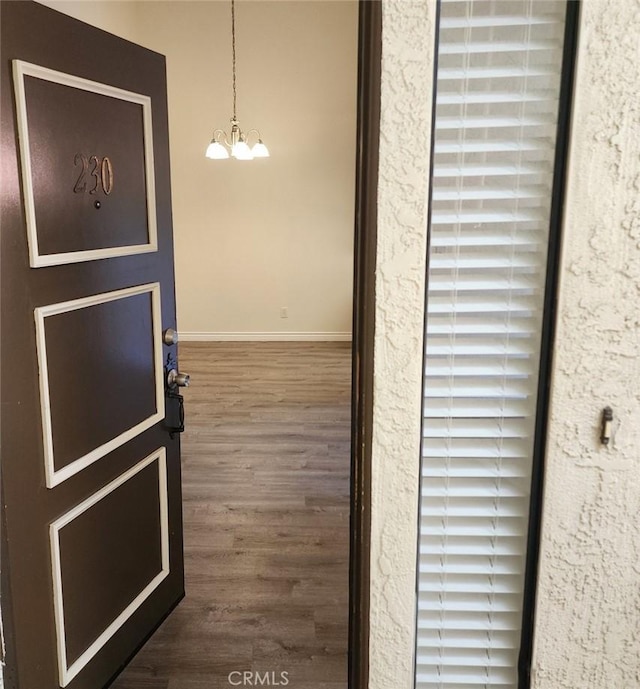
left=111, top=342, right=351, bottom=689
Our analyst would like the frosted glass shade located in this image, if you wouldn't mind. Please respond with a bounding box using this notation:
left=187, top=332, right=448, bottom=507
left=232, top=140, right=253, bottom=160
left=205, top=141, right=229, bottom=159
left=251, top=141, right=270, bottom=158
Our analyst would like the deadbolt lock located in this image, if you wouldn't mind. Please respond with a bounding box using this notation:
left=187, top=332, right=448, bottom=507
left=163, top=328, right=179, bottom=346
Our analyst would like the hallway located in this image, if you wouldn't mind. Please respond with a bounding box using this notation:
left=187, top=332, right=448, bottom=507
left=111, top=342, right=351, bottom=689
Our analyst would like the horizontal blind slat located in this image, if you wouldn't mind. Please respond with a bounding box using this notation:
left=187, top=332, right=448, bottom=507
left=434, top=136, right=556, bottom=150
left=432, top=186, right=550, bottom=201
left=436, top=92, right=558, bottom=106
left=417, top=636, right=518, bottom=651
left=431, top=209, right=545, bottom=223
left=438, top=66, right=556, bottom=79
left=433, top=163, right=551, bottom=178
left=436, top=115, right=556, bottom=130
left=439, top=15, right=558, bottom=29
left=438, top=40, right=562, bottom=55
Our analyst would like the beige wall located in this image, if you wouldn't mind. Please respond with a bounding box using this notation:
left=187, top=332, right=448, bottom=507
left=135, top=0, right=357, bottom=339
left=41, top=0, right=358, bottom=340
left=38, top=0, right=139, bottom=41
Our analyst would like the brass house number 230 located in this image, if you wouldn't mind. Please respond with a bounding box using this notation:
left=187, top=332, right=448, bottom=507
left=73, top=154, right=114, bottom=195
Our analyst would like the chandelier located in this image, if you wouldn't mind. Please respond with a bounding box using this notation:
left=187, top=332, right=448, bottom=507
left=205, top=0, right=269, bottom=161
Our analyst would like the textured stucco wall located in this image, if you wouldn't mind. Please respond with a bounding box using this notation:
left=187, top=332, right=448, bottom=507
left=368, top=1, right=436, bottom=687
left=372, top=0, right=640, bottom=688
left=531, top=1, right=640, bottom=687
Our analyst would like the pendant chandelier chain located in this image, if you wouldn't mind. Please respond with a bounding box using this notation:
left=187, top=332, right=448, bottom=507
left=231, top=0, right=237, bottom=120
left=204, top=0, right=269, bottom=160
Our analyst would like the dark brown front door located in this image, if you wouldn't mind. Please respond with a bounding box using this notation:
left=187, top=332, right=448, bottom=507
left=1, top=3, right=185, bottom=687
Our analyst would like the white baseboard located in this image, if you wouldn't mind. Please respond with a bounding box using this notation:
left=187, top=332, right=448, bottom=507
left=179, top=331, right=352, bottom=342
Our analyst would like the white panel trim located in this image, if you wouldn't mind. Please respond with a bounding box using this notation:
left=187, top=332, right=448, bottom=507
left=35, top=283, right=165, bottom=488
left=179, top=331, right=353, bottom=342
left=12, top=60, right=158, bottom=267
left=50, top=448, right=170, bottom=687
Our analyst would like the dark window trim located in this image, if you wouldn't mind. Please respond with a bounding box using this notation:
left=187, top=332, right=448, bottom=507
left=349, top=2, right=382, bottom=689
left=518, top=2, right=582, bottom=686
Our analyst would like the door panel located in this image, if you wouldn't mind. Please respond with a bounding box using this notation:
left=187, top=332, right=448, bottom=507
left=37, top=284, right=164, bottom=487
left=13, top=60, right=157, bottom=266
left=52, top=450, right=168, bottom=686
left=0, top=2, right=185, bottom=688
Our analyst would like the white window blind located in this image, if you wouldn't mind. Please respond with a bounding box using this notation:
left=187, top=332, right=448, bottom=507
left=416, top=1, right=568, bottom=688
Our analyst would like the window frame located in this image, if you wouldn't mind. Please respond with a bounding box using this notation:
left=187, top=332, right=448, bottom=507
left=411, top=1, right=583, bottom=687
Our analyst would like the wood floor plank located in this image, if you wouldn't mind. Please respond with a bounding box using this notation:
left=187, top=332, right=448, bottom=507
left=111, top=343, right=351, bottom=689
